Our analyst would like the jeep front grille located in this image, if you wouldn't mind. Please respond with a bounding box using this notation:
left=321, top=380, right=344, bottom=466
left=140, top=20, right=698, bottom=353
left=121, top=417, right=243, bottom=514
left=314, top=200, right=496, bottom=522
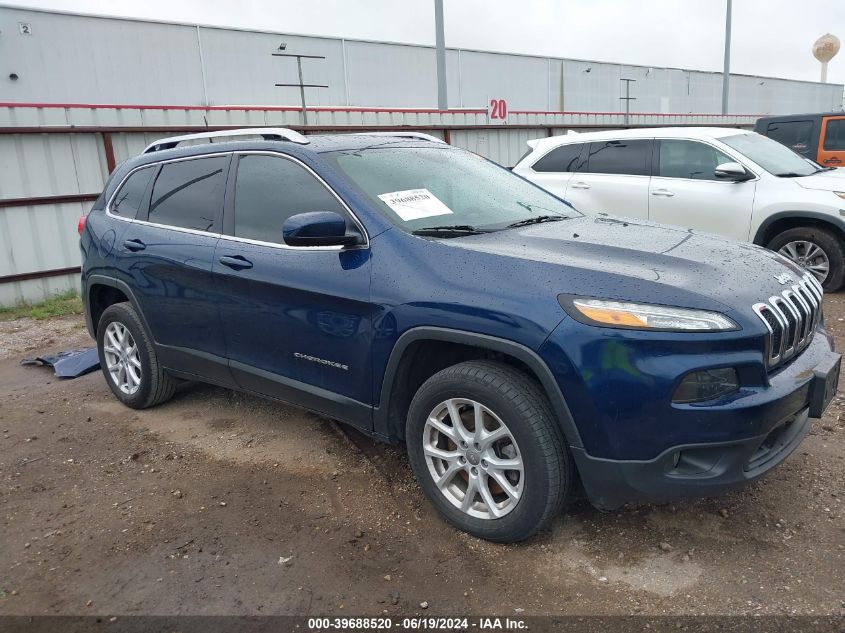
left=753, top=273, right=823, bottom=368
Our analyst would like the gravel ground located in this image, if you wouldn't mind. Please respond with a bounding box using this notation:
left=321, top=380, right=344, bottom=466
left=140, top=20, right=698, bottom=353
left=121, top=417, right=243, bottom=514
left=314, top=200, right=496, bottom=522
left=0, top=301, right=842, bottom=617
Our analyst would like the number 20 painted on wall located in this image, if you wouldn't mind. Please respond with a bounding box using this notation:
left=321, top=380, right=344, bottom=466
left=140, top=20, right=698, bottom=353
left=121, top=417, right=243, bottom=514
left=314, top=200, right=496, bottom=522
left=489, top=99, right=508, bottom=120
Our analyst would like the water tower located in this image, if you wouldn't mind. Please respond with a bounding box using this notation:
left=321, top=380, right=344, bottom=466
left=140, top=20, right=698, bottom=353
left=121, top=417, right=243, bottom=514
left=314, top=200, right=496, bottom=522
left=813, top=33, right=840, bottom=83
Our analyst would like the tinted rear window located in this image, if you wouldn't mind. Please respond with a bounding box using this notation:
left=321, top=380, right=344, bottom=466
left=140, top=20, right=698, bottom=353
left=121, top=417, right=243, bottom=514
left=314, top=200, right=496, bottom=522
left=532, top=143, right=584, bottom=172
left=823, top=119, right=845, bottom=151
left=111, top=166, right=154, bottom=218
left=583, top=139, right=651, bottom=176
left=766, top=120, right=814, bottom=154
left=148, top=157, right=228, bottom=233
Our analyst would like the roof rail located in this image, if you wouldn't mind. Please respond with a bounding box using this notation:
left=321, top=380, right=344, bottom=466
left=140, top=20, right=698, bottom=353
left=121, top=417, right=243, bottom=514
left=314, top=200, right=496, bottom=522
left=143, top=127, right=309, bottom=153
left=352, top=131, right=446, bottom=144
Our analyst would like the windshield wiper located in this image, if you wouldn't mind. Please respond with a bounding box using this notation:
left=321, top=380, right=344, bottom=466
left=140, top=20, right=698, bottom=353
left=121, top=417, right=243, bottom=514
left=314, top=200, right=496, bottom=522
left=775, top=172, right=812, bottom=178
left=505, top=215, right=567, bottom=229
left=412, top=225, right=488, bottom=236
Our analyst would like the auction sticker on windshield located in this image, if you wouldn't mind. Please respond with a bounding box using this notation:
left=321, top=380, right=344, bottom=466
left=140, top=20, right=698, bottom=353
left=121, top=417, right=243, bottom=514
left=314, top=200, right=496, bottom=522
left=377, top=188, right=454, bottom=221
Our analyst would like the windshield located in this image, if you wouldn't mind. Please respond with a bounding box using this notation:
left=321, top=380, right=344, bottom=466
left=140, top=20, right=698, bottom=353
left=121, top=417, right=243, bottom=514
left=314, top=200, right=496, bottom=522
left=720, top=132, right=817, bottom=177
left=322, top=145, right=580, bottom=234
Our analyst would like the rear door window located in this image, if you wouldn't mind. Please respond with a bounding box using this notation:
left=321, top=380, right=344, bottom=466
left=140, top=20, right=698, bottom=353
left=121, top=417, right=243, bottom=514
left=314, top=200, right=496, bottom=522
left=766, top=120, right=814, bottom=154
left=823, top=119, right=845, bottom=151
left=583, top=139, right=651, bottom=176
left=657, top=140, right=734, bottom=180
left=111, top=166, right=154, bottom=218
left=531, top=143, right=585, bottom=173
left=232, top=154, right=349, bottom=245
left=147, top=156, right=228, bottom=233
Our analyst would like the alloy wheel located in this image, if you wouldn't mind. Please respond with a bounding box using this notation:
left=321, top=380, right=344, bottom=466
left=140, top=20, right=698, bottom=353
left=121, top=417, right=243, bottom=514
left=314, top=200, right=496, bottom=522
left=102, top=321, right=142, bottom=395
left=422, top=398, right=524, bottom=519
left=778, top=240, right=830, bottom=284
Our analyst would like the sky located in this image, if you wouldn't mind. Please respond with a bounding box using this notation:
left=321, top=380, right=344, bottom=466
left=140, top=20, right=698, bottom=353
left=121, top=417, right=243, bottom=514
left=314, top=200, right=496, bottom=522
left=6, top=0, right=845, bottom=85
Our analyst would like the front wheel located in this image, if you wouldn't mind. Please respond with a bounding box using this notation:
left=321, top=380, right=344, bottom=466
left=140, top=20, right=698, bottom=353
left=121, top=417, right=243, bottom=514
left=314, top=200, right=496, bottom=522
left=767, top=226, right=845, bottom=291
left=406, top=360, right=573, bottom=542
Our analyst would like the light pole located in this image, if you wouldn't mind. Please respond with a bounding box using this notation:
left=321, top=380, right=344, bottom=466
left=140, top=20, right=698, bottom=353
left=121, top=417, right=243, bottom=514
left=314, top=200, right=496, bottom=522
left=434, top=0, right=448, bottom=110
left=620, top=78, right=636, bottom=125
left=273, top=51, right=328, bottom=126
left=721, top=0, right=732, bottom=115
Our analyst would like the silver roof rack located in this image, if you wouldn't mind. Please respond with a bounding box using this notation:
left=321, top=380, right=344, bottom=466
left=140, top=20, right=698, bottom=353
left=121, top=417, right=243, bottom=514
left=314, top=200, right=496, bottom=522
left=352, top=131, right=446, bottom=144
left=143, top=127, right=309, bottom=153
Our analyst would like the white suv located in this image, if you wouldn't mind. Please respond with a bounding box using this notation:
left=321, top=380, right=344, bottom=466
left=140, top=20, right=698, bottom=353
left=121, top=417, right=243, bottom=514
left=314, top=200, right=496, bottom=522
left=514, top=127, right=845, bottom=290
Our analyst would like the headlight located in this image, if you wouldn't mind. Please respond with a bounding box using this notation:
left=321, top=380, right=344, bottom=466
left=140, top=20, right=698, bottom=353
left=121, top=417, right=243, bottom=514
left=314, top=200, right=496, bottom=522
left=835, top=191, right=845, bottom=200
left=565, top=297, right=738, bottom=331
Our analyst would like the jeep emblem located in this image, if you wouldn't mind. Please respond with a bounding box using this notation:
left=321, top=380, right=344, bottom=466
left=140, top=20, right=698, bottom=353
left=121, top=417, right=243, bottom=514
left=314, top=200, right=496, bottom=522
left=774, top=272, right=793, bottom=285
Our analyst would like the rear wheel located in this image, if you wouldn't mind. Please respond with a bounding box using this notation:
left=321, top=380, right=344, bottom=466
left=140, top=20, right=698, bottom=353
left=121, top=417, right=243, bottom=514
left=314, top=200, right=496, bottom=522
left=97, top=302, right=176, bottom=409
left=406, top=360, right=573, bottom=542
left=768, top=226, right=844, bottom=291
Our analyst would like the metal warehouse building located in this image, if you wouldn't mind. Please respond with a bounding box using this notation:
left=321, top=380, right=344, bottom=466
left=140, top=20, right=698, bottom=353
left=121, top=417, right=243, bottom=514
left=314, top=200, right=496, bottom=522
left=0, top=5, right=843, bottom=306
left=2, top=6, right=843, bottom=112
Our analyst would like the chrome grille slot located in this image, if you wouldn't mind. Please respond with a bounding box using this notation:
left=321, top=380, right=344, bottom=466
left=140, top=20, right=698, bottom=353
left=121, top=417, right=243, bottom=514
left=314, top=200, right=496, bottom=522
left=799, top=275, right=824, bottom=331
left=771, top=296, right=798, bottom=357
left=796, top=281, right=820, bottom=334
left=753, top=303, right=784, bottom=365
left=787, top=288, right=811, bottom=343
left=753, top=273, right=823, bottom=368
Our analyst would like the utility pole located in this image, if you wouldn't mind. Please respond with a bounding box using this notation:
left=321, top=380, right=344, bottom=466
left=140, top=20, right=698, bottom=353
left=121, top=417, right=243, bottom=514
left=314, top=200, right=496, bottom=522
left=434, top=0, right=448, bottom=110
left=620, top=78, right=636, bottom=125
left=721, top=0, right=732, bottom=114
left=272, top=51, right=328, bottom=126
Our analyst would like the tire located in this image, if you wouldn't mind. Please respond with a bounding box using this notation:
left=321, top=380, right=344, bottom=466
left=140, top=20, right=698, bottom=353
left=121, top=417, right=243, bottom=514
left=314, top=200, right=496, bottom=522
left=767, top=226, right=845, bottom=291
left=406, top=360, right=573, bottom=542
left=96, top=302, right=176, bottom=409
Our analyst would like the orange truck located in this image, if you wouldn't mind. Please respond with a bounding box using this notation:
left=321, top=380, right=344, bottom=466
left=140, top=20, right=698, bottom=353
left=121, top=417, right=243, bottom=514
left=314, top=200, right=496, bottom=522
left=755, top=112, right=845, bottom=167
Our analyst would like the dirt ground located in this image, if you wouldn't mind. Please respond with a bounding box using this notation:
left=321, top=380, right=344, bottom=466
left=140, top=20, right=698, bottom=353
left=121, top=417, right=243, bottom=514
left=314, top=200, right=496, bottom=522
left=0, top=299, right=843, bottom=618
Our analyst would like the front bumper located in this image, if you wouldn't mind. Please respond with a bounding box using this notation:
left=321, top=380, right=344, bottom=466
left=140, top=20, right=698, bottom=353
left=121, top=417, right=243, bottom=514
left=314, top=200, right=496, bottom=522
left=573, top=406, right=813, bottom=510
left=571, top=340, right=841, bottom=510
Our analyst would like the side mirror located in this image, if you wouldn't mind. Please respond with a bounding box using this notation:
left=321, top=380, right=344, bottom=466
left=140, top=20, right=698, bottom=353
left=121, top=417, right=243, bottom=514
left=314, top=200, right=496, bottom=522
left=282, top=211, right=363, bottom=247
left=714, top=162, right=753, bottom=182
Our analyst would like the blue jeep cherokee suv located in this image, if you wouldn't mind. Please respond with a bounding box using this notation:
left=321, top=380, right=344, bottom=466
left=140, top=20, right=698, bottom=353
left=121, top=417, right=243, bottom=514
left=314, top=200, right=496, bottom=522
left=80, top=128, right=840, bottom=542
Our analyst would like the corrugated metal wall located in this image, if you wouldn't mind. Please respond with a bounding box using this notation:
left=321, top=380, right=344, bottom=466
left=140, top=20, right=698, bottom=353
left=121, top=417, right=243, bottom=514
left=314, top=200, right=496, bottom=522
left=0, top=104, right=760, bottom=306
left=0, top=132, right=108, bottom=306
left=2, top=7, right=842, bottom=113
left=0, top=100, right=766, bottom=306
left=450, top=128, right=546, bottom=166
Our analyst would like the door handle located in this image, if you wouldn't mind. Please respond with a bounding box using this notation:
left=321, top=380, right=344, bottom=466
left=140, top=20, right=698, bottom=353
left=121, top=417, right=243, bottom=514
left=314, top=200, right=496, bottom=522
left=824, top=157, right=842, bottom=164
left=123, top=238, right=146, bottom=252
left=570, top=181, right=591, bottom=189
left=219, top=255, right=253, bottom=271
left=651, top=189, right=675, bottom=197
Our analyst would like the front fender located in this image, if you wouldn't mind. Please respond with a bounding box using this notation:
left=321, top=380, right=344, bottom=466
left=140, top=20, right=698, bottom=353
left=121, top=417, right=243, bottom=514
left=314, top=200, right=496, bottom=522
left=373, top=326, right=583, bottom=448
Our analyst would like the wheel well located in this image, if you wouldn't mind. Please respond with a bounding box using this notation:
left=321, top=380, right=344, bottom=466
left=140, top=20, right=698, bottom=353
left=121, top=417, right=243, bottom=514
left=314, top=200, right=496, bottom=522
left=88, top=284, right=129, bottom=334
left=384, top=340, right=544, bottom=442
left=755, top=216, right=845, bottom=248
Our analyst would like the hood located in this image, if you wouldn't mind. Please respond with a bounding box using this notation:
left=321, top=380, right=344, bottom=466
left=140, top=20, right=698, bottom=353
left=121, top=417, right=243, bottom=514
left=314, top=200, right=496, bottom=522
left=449, top=215, right=807, bottom=313
left=793, top=169, right=845, bottom=192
